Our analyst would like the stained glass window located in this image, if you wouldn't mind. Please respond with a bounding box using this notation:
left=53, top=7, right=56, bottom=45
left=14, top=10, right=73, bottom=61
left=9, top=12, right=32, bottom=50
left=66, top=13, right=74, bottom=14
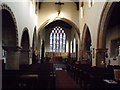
left=50, top=33, right=53, bottom=51
left=73, top=38, right=76, bottom=52
left=50, top=26, right=66, bottom=52
left=70, top=41, right=72, bottom=53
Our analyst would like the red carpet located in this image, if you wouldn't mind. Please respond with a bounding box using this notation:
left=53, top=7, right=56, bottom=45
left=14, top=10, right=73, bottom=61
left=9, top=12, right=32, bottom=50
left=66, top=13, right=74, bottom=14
left=56, top=70, right=80, bottom=90
left=52, top=57, right=81, bottom=90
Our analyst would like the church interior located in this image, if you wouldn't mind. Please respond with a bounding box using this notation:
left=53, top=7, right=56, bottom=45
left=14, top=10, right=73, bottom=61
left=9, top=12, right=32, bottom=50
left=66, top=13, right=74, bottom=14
left=0, top=0, right=120, bottom=90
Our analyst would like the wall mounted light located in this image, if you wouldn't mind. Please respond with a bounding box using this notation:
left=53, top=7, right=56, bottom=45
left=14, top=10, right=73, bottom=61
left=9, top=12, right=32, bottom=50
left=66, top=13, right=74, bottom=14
left=88, top=0, right=94, bottom=8
left=88, top=0, right=92, bottom=7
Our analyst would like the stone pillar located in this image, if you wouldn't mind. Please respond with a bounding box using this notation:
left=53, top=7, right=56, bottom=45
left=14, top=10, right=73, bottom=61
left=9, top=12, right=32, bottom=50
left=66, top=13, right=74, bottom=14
left=76, top=44, right=78, bottom=61
left=0, top=60, right=2, bottom=90
left=32, top=50, right=37, bottom=64
left=3, top=46, right=21, bottom=70
left=19, top=49, right=30, bottom=65
left=41, top=40, right=45, bottom=63
left=80, top=50, right=92, bottom=65
left=29, top=48, right=33, bottom=65
left=79, top=50, right=83, bottom=61
left=68, top=41, right=71, bottom=59
left=96, top=49, right=107, bottom=67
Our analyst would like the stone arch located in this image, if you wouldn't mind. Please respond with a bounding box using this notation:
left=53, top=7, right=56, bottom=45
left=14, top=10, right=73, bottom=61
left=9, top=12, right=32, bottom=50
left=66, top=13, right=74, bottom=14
left=81, top=24, right=92, bottom=65
left=20, top=27, right=30, bottom=66
left=32, top=26, right=37, bottom=64
left=21, top=28, right=30, bottom=49
left=96, top=2, right=119, bottom=67
left=32, top=26, right=37, bottom=51
left=37, top=18, right=80, bottom=61
left=1, top=3, right=18, bottom=46
left=1, top=3, right=19, bottom=69
left=38, top=18, right=80, bottom=38
left=97, top=2, right=115, bottom=49
left=82, top=24, right=92, bottom=51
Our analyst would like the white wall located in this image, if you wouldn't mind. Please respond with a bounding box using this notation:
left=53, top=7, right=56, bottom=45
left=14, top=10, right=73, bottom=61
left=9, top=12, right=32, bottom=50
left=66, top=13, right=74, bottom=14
left=1, top=0, right=36, bottom=47
left=80, top=2, right=106, bottom=49
left=37, top=2, right=79, bottom=31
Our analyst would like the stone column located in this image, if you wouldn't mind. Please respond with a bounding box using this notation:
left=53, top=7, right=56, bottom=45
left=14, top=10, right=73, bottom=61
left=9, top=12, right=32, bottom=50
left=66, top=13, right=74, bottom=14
left=41, top=40, right=45, bottom=63
left=96, top=48, right=107, bottom=67
left=76, top=44, right=78, bottom=61
left=19, top=49, right=30, bottom=65
left=29, top=48, right=33, bottom=65
left=80, top=50, right=92, bottom=65
left=3, top=46, right=21, bottom=70
left=68, top=41, right=71, bottom=59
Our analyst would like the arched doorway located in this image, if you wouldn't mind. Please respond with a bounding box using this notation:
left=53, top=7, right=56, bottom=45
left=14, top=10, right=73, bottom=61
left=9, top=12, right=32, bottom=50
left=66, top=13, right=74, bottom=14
left=97, top=2, right=120, bottom=67
left=20, top=28, right=30, bottom=66
left=37, top=18, right=80, bottom=63
left=81, top=24, right=92, bottom=65
left=1, top=4, right=19, bottom=70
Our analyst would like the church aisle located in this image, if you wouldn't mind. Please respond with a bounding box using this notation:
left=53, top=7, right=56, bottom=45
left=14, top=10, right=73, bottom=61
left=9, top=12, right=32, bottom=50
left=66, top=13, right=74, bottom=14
left=56, top=64, right=80, bottom=90
left=52, top=57, right=80, bottom=89
left=55, top=69, right=80, bottom=90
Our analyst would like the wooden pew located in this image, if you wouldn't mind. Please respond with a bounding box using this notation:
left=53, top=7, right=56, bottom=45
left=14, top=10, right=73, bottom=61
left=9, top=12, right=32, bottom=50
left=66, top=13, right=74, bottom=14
left=19, top=63, right=56, bottom=89
left=2, top=63, right=56, bottom=89
left=2, top=70, right=20, bottom=89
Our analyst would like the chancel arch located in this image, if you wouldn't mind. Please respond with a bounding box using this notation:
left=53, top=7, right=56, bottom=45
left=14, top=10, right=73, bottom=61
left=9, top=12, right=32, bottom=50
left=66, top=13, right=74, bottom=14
left=97, top=2, right=120, bottom=67
left=37, top=18, right=80, bottom=62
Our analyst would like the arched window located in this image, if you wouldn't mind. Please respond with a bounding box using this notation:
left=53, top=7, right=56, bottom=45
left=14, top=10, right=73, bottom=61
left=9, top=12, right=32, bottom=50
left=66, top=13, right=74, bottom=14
left=73, top=38, right=76, bottom=53
left=50, top=26, right=66, bottom=52
left=70, top=41, right=73, bottom=53
left=118, top=46, right=120, bottom=56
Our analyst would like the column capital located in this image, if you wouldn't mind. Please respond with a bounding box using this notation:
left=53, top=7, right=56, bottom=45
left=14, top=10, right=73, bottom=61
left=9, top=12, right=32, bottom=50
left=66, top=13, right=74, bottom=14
left=96, top=48, right=108, bottom=67
left=21, top=49, right=30, bottom=52
left=96, top=48, right=108, bottom=52
left=2, top=46, right=22, bottom=51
